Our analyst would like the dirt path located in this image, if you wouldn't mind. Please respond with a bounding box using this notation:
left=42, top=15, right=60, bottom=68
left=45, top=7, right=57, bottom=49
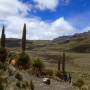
left=21, top=71, right=75, bottom=90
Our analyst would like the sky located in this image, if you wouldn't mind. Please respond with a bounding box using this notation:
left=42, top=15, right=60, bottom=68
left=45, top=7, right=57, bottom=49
left=0, top=0, right=90, bottom=40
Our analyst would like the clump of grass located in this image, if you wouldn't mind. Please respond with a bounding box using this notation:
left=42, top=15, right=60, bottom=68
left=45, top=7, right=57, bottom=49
left=32, top=58, right=44, bottom=76
left=73, top=78, right=85, bottom=90
left=16, top=52, right=31, bottom=69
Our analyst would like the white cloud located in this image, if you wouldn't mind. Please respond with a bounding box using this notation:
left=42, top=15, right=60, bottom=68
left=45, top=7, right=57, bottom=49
left=4, top=16, right=76, bottom=40
left=0, top=0, right=30, bottom=19
left=33, top=0, right=71, bottom=11
left=33, top=0, right=59, bottom=11
left=0, top=0, right=76, bottom=40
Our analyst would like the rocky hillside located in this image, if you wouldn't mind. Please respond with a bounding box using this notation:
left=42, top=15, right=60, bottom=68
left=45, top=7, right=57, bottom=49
left=49, top=30, right=90, bottom=52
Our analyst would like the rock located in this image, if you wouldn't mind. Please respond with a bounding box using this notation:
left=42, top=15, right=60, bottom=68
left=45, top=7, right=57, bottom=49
left=43, top=78, right=51, bottom=85
left=8, top=65, right=16, bottom=72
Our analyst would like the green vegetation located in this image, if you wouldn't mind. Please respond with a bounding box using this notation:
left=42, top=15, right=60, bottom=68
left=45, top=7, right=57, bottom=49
left=32, top=58, right=44, bottom=76
left=73, top=78, right=85, bottom=90
left=17, top=52, right=30, bottom=69
left=8, top=52, right=17, bottom=62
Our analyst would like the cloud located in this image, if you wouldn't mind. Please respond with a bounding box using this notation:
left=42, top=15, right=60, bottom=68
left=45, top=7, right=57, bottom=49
left=0, top=0, right=30, bottom=19
left=33, top=0, right=71, bottom=11
left=33, top=0, right=59, bottom=11
left=2, top=16, right=76, bottom=40
left=0, top=0, right=78, bottom=40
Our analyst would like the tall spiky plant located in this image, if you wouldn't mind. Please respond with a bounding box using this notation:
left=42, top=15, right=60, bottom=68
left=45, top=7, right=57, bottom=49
left=17, top=24, right=30, bottom=69
left=62, top=52, right=66, bottom=75
left=0, top=25, right=7, bottom=63
left=1, top=25, right=5, bottom=48
left=22, top=24, right=26, bottom=52
left=58, top=55, right=61, bottom=71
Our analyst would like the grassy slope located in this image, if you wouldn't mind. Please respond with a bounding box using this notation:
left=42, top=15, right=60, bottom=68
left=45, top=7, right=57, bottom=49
left=26, top=51, right=90, bottom=85
left=4, top=31, right=90, bottom=85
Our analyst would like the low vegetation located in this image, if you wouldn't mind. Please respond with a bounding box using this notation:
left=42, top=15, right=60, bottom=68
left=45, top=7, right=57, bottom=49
left=73, top=78, right=85, bottom=90
left=32, top=58, right=44, bottom=76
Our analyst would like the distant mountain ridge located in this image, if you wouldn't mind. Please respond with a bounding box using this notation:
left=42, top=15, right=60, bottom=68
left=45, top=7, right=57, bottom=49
left=0, top=30, right=90, bottom=52
left=52, top=30, right=90, bottom=52
left=53, top=30, right=90, bottom=43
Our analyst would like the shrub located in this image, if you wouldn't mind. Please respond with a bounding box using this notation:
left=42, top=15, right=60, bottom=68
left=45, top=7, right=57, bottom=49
left=32, top=58, right=44, bottom=75
left=16, top=81, right=21, bottom=88
left=17, top=52, right=30, bottom=69
left=0, top=48, right=7, bottom=63
left=8, top=52, right=17, bottom=62
left=15, top=73, right=23, bottom=81
left=73, top=78, right=85, bottom=90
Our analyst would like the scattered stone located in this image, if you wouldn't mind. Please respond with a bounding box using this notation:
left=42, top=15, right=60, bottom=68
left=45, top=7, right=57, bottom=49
left=43, top=78, right=51, bottom=85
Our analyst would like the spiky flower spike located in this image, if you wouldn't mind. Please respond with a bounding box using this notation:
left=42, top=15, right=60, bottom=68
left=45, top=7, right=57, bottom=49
left=22, top=24, right=26, bottom=52
left=1, top=25, right=5, bottom=48
left=58, top=55, right=61, bottom=71
left=62, top=52, right=66, bottom=75
left=0, top=25, right=7, bottom=63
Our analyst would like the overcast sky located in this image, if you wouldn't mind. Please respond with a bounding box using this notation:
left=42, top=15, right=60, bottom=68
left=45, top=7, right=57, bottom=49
left=0, top=0, right=90, bottom=40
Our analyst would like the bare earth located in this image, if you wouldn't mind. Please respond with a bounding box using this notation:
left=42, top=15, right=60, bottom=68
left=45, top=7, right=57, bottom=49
left=21, top=71, right=75, bottom=90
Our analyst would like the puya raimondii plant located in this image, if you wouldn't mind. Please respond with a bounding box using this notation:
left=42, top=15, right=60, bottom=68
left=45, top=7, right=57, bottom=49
left=0, top=25, right=7, bottom=63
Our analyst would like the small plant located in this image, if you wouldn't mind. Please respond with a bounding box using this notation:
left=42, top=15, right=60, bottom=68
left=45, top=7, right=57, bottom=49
left=16, top=81, right=21, bottom=88
left=32, top=58, right=44, bottom=76
left=73, top=78, right=85, bottom=90
left=8, top=52, right=17, bottom=62
left=17, top=52, right=30, bottom=69
left=30, top=80, right=34, bottom=90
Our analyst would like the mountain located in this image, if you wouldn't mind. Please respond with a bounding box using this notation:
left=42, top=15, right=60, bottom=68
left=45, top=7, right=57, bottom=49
left=51, top=30, right=90, bottom=52
left=0, top=30, right=90, bottom=53
left=2, top=38, right=49, bottom=51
